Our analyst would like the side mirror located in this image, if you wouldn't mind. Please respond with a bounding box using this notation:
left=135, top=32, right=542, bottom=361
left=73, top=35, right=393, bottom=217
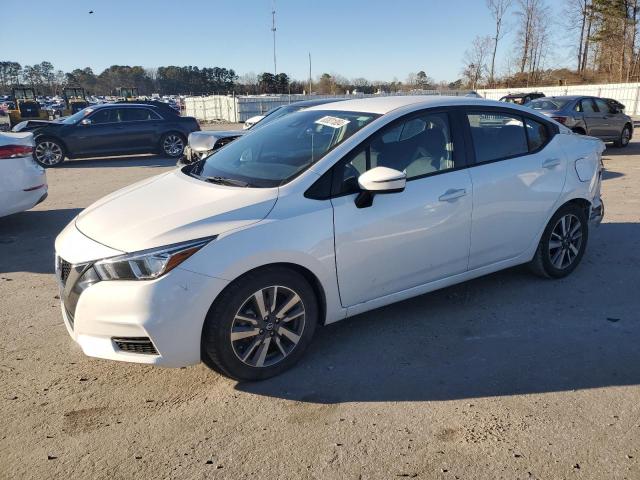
left=355, top=166, right=406, bottom=208
left=80, top=118, right=92, bottom=126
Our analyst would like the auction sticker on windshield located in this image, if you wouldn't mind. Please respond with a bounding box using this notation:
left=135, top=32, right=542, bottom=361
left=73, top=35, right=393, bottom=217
left=315, top=116, right=350, bottom=128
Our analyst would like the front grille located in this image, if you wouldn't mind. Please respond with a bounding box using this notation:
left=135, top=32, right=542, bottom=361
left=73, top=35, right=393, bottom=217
left=59, top=257, right=72, bottom=286
left=113, top=337, right=159, bottom=355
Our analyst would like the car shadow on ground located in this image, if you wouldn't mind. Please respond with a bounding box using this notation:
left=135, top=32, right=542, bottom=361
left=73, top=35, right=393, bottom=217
left=602, top=169, right=624, bottom=180
left=237, top=222, right=640, bottom=403
left=0, top=208, right=82, bottom=274
left=59, top=155, right=178, bottom=169
left=603, top=142, right=640, bottom=156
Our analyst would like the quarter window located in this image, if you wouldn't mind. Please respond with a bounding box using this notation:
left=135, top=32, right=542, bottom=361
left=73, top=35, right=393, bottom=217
left=335, top=112, right=455, bottom=194
left=525, top=118, right=548, bottom=151
left=467, top=113, right=528, bottom=163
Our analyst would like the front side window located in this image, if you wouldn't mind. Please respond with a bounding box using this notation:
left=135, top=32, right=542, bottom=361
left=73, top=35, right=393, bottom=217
left=89, top=108, right=118, bottom=124
left=187, top=110, right=379, bottom=188
left=594, top=98, right=612, bottom=114
left=467, top=112, right=528, bottom=163
left=335, top=112, right=455, bottom=195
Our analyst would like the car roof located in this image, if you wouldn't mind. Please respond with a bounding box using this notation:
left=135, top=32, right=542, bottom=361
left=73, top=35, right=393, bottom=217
left=305, top=95, right=509, bottom=115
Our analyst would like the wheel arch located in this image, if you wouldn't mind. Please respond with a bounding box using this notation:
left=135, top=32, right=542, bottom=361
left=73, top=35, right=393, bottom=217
left=207, top=262, right=328, bottom=326
left=34, top=133, right=68, bottom=154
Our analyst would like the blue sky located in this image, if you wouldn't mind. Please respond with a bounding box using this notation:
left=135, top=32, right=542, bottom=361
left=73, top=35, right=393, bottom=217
left=2, top=0, right=566, bottom=82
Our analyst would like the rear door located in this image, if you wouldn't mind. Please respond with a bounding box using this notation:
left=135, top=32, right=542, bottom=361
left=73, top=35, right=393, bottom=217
left=465, top=109, right=567, bottom=269
left=118, top=107, right=163, bottom=152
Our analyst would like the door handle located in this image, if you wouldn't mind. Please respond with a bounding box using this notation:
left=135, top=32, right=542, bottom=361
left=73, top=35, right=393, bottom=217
left=439, top=188, right=466, bottom=202
left=542, top=158, right=561, bottom=169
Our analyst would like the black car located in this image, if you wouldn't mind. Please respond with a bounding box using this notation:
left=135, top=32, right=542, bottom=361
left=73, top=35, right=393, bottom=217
left=13, top=102, right=199, bottom=167
left=499, top=92, right=545, bottom=105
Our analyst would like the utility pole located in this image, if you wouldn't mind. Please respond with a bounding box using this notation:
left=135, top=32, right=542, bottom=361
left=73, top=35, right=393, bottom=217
left=308, top=52, right=312, bottom=95
left=271, top=1, right=277, bottom=76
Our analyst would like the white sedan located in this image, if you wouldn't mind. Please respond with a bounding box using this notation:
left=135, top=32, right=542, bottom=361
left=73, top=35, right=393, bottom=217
left=55, top=96, right=604, bottom=380
left=0, top=131, right=47, bottom=218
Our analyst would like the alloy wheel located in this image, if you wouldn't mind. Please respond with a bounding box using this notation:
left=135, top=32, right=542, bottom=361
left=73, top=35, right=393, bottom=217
left=35, top=141, right=63, bottom=166
left=230, top=286, right=306, bottom=368
left=548, top=213, right=583, bottom=270
left=163, top=135, right=184, bottom=156
left=622, top=127, right=631, bottom=146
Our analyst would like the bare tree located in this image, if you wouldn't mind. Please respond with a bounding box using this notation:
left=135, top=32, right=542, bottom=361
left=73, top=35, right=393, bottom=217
left=462, top=35, right=493, bottom=89
left=486, top=0, right=512, bottom=86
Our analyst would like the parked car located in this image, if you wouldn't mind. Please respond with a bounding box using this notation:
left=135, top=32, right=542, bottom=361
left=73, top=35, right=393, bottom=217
left=0, top=131, right=47, bottom=218
left=12, top=102, right=200, bottom=167
left=527, top=95, right=632, bottom=147
left=55, top=96, right=604, bottom=380
left=499, top=92, right=545, bottom=105
left=182, top=98, right=345, bottom=165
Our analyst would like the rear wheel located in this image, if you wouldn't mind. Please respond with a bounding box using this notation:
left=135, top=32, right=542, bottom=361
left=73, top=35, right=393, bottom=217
left=160, top=132, right=185, bottom=158
left=529, top=204, right=589, bottom=278
left=201, top=267, right=318, bottom=381
left=34, top=138, right=65, bottom=167
left=614, top=124, right=632, bottom=148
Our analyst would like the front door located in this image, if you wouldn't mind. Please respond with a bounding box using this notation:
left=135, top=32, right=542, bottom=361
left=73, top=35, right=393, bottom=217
left=331, top=110, right=473, bottom=307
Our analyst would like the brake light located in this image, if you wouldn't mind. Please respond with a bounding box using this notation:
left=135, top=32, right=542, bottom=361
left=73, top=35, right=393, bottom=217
left=551, top=116, right=567, bottom=125
left=0, top=145, right=33, bottom=159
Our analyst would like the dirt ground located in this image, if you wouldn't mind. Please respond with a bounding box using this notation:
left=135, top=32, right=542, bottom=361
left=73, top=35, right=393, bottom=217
left=0, top=132, right=639, bottom=480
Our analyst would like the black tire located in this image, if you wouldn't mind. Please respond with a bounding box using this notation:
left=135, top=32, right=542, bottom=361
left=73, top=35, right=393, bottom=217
left=613, top=124, right=632, bottom=148
left=529, top=203, right=589, bottom=279
left=201, top=267, right=318, bottom=381
left=160, top=132, right=186, bottom=158
left=33, top=137, right=65, bottom=167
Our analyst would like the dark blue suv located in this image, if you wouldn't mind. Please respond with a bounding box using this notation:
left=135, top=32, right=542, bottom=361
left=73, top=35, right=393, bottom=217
left=14, top=102, right=199, bottom=167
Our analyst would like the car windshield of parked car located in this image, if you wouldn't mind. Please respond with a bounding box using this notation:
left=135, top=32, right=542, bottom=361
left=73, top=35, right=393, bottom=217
left=61, top=107, right=94, bottom=124
left=528, top=98, right=570, bottom=111
left=251, top=104, right=301, bottom=130
left=188, top=109, right=380, bottom=187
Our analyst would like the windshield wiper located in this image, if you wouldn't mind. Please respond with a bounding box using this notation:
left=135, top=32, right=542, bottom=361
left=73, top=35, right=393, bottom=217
left=203, top=176, right=250, bottom=187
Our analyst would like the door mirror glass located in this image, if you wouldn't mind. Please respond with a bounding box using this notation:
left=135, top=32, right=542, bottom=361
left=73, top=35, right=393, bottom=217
left=358, top=166, right=406, bottom=193
left=80, top=118, right=92, bottom=126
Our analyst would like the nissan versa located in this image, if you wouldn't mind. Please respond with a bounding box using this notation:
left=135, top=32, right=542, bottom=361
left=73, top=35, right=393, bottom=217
left=55, top=96, right=604, bottom=381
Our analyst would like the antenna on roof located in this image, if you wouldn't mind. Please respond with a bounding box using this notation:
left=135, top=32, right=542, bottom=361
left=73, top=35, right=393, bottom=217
left=271, top=0, right=277, bottom=76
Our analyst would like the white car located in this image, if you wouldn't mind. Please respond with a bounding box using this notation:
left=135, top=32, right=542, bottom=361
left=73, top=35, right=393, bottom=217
left=55, top=96, right=604, bottom=380
left=0, top=131, right=47, bottom=218
left=243, top=114, right=265, bottom=129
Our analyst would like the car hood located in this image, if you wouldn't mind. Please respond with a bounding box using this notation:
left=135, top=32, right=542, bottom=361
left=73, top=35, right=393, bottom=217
left=188, top=130, right=244, bottom=151
left=75, top=170, right=278, bottom=252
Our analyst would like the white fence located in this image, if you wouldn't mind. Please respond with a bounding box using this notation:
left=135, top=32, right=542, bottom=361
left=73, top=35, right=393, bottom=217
left=183, top=82, right=640, bottom=122
left=477, top=82, right=640, bottom=115
left=183, top=91, right=474, bottom=123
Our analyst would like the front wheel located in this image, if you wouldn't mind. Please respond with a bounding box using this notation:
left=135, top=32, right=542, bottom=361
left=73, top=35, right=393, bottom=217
left=34, top=138, right=65, bottom=167
left=529, top=204, right=589, bottom=278
left=160, top=132, right=185, bottom=158
left=201, top=267, right=318, bottom=381
left=614, top=125, right=632, bottom=148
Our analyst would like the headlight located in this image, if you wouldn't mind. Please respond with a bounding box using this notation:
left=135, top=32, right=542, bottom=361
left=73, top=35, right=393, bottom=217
left=94, top=237, right=214, bottom=281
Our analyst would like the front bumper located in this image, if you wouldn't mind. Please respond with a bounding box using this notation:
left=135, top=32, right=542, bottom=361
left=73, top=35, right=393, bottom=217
left=55, top=226, right=229, bottom=367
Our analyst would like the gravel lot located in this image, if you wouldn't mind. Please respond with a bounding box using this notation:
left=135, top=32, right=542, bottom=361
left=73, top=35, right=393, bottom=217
left=1, top=131, right=639, bottom=480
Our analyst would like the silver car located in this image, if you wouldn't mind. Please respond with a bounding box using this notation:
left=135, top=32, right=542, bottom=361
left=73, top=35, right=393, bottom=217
left=527, top=95, right=633, bottom=147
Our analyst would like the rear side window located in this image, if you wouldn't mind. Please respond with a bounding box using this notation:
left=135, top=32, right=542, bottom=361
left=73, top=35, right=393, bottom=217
left=467, top=113, right=528, bottom=163
left=580, top=99, right=597, bottom=114
left=525, top=118, right=549, bottom=151
left=121, top=108, right=160, bottom=121
left=594, top=98, right=612, bottom=114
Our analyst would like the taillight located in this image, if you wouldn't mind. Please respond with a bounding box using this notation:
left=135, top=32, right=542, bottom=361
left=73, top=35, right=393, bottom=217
left=0, top=145, right=33, bottom=159
left=551, top=116, right=567, bottom=125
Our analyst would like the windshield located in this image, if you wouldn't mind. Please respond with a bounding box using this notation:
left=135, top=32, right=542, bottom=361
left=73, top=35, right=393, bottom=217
left=61, top=107, right=94, bottom=124
left=188, top=109, right=380, bottom=188
left=251, top=104, right=301, bottom=130
left=528, top=98, right=571, bottom=111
